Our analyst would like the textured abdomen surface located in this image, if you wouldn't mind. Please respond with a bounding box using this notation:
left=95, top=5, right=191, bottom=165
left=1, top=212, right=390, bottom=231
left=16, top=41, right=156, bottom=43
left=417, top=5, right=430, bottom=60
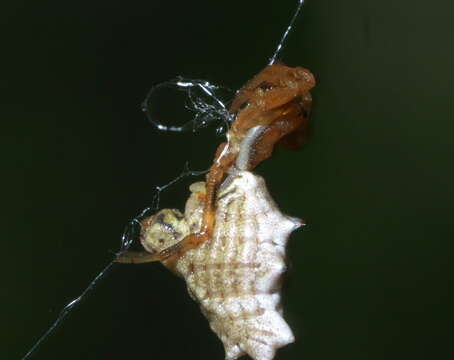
left=174, top=171, right=301, bottom=360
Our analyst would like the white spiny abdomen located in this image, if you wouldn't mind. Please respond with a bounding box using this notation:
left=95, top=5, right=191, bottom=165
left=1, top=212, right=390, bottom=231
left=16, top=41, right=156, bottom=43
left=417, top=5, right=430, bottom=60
left=173, top=171, right=301, bottom=360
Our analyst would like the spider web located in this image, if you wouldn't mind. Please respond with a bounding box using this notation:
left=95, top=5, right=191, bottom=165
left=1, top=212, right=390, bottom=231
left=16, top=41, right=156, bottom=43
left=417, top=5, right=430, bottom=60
left=20, top=1, right=306, bottom=359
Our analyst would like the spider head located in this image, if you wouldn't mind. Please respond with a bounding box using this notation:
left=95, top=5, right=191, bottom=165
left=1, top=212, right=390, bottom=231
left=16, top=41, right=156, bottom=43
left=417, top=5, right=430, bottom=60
left=140, top=209, right=190, bottom=254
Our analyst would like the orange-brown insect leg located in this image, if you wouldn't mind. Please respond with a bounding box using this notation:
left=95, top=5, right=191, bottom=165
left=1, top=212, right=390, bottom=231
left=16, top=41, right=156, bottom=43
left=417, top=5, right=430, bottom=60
left=278, top=92, right=312, bottom=150
left=248, top=99, right=308, bottom=170
left=116, top=251, right=161, bottom=264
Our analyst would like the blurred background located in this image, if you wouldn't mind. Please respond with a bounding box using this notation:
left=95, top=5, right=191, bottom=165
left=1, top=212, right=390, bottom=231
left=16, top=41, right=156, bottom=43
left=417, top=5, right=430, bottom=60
left=2, top=0, right=454, bottom=359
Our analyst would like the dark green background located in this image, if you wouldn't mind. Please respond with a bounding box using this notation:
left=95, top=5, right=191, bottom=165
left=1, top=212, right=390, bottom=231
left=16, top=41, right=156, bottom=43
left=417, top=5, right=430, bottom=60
left=2, top=0, right=454, bottom=359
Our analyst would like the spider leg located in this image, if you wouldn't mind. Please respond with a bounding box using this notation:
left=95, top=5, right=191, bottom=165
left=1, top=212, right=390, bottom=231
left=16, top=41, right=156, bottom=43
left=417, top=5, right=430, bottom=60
left=116, top=251, right=160, bottom=264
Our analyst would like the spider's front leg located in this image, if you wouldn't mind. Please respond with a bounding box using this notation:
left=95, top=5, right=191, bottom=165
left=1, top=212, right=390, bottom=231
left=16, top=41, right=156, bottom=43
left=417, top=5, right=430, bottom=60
left=116, top=251, right=159, bottom=264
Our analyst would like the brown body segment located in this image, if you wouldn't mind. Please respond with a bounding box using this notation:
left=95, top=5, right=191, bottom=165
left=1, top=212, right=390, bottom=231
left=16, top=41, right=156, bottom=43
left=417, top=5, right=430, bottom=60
left=117, top=63, right=315, bottom=264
